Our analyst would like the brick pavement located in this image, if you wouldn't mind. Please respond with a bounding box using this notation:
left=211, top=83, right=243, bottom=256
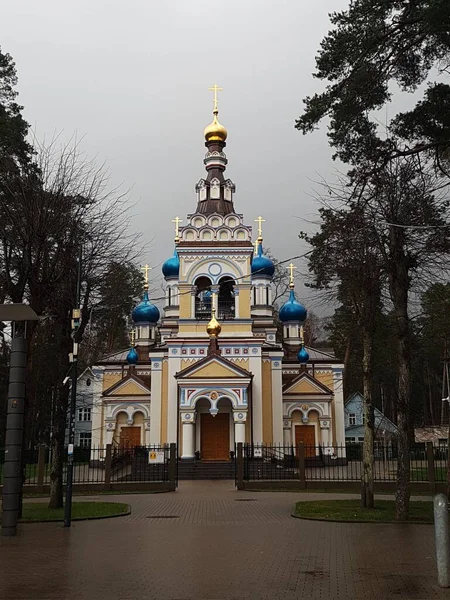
left=0, top=481, right=445, bottom=600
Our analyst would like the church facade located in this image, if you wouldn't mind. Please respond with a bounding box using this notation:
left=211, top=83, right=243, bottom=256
left=90, top=92, right=345, bottom=460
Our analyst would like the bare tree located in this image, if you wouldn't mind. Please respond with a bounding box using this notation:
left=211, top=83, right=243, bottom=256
left=0, top=137, right=142, bottom=507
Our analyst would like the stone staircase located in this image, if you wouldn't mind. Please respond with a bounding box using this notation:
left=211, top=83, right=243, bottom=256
left=178, top=460, right=235, bottom=480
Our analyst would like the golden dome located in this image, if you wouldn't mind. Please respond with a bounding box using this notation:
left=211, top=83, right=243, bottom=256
left=204, top=112, right=228, bottom=143
left=206, top=311, right=222, bottom=337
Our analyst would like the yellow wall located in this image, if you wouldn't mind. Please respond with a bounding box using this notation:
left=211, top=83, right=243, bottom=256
left=290, top=379, right=322, bottom=394
left=109, top=380, right=144, bottom=396
left=315, top=371, right=334, bottom=392
left=262, top=361, right=273, bottom=443
left=179, top=284, right=192, bottom=319
left=103, top=373, right=122, bottom=391
left=160, top=360, right=168, bottom=444
left=239, top=288, right=251, bottom=319
left=181, top=359, right=196, bottom=369
left=190, top=362, right=239, bottom=378
left=178, top=323, right=252, bottom=335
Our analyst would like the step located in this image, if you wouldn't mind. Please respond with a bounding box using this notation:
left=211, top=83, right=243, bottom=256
left=178, top=460, right=235, bottom=480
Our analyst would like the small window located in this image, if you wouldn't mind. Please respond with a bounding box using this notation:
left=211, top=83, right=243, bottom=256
left=348, top=413, right=356, bottom=426
left=86, top=378, right=91, bottom=387
left=358, top=437, right=364, bottom=442
left=78, top=408, right=91, bottom=422
left=347, top=437, right=356, bottom=443
left=362, top=414, right=365, bottom=424
left=79, top=432, right=92, bottom=448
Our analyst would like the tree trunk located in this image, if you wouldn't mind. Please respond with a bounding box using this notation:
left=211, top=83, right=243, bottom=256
left=343, top=336, right=352, bottom=400
left=361, top=327, right=375, bottom=508
left=392, top=277, right=411, bottom=521
left=48, top=385, right=68, bottom=509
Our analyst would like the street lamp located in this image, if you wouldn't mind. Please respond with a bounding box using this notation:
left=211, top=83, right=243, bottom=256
left=0, top=304, right=40, bottom=537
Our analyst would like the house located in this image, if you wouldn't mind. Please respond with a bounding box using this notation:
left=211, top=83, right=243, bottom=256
left=345, top=392, right=398, bottom=443
left=65, top=368, right=94, bottom=448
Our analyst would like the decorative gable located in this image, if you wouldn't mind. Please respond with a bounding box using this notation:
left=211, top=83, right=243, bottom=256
left=176, top=354, right=251, bottom=380
left=283, top=371, right=332, bottom=396
left=103, top=373, right=151, bottom=397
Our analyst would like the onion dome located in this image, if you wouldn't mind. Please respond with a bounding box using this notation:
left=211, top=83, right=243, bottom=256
left=126, top=346, right=138, bottom=365
left=162, top=248, right=180, bottom=279
left=297, top=346, right=310, bottom=364
left=204, top=113, right=228, bottom=143
left=206, top=310, right=222, bottom=338
left=279, top=290, right=307, bottom=323
left=132, top=290, right=160, bottom=323
left=251, top=243, right=275, bottom=278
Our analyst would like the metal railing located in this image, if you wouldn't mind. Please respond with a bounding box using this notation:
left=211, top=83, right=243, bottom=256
left=0, top=444, right=172, bottom=487
left=240, top=442, right=445, bottom=483
left=195, top=300, right=235, bottom=320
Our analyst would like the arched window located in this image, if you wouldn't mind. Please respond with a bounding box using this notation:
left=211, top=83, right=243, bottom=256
left=195, top=276, right=212, bottom=320
left=218, top=276, right=235, bottom=320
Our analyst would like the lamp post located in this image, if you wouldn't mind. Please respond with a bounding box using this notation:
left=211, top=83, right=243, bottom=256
left=1, top=304, right=40, bottom=537
left=64, top=248, right=82, bottom=528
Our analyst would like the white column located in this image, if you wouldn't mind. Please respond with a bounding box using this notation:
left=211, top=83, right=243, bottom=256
left=90, top=367, right=104, bottom=448
left=233, top=411, right=247, bottom=444
left=233, top=286, right=240, bottom=318
left=181, top=413, right=196, bottom=459
left=167, top=351, right=180, bottom=443
left=283, top=420, right=292, bottom=446
left=249, top=350, right=263, bottom=445
left=332, top=367, right=346, bottom=448
left=320, top=422, right=330, bottom=447
left=149, top=355, right=164, bottom=444
left=271, top=356, right=284, bottom=444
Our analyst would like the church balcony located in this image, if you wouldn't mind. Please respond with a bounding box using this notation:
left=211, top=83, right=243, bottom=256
left=195, top=300, right=235, bottom=320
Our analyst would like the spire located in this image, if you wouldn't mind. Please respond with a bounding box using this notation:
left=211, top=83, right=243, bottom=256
left=196, top=84, right=235, bottom=216
left=126, top=328, right=138, bottom=365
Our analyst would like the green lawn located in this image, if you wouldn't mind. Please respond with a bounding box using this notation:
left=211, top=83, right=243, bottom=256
left=293, top=499, right=434, bottom=523
left=411, top=467, right=446, bottom=482
left=0, top=501, right=129, bottom=522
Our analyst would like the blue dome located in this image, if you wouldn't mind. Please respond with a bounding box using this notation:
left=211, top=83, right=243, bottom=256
left=162, top=248, right=180, bottom=279
left=279, top=290, right=307, bottom=322
left=126, top=347, right=138, bottom=365
left=297, top=346, right=310, bottom=364
left=132, top=290, right=160, bottom=323
left=251, top=244, right=275, bottom=278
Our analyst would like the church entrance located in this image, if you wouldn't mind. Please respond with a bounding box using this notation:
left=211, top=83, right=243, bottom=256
left=201, top=413, right=230, bottom=460
left=119, top=426, right=141, bottom=448
left=295, top=425, right=316, bottom=458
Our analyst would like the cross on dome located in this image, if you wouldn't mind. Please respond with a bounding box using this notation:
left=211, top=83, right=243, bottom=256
left=255, top=216, right=266, bottom=241
left=208, top=83, right=223, bottom=114
left=172, top=216, right=183, bottom=242
left=141, top=264, right=151, bottom=289
left=288, top=263, right=297, bottom=289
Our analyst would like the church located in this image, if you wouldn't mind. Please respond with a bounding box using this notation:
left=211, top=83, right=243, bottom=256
left=90, top=88, right=345, bottom=461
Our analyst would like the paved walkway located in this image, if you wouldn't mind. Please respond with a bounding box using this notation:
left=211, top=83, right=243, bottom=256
left=0, top=481, right=445, bottom=600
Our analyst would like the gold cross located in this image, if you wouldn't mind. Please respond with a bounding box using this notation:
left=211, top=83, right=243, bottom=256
left=255, top=216, right=265, bottom=240
left=141, top=264, right=151, bottom=285
left=130, top=328, right=136, bottom=347
left=172, top=216, right=183, bottom=242
left=208, top=83, right=223, bottom=112
left=288, top=263, right=297, bottom=287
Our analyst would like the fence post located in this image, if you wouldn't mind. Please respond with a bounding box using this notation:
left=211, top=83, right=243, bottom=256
left=104, top=444, right=112, bottom=491
left=427, top=442, right=437, bottom=494
left=236, top=442, right=244, bottom=490
left=298, top=443, right=306, bottom=489
left=168, top=443, right=177, bottom=491
left=37, top=445, right=46, bottom=492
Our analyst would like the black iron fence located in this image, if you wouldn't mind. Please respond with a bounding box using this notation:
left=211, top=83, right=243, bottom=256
left=0, top=444, right=175, bottom=489
left=239, top=442, right=448, bottom=484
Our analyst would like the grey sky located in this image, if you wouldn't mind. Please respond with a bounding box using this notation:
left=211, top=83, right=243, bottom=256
left=2, top=0, right=349, bottom=305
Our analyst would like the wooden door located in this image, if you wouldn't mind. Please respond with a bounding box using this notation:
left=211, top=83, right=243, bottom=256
left=119, top=426, right=141, bottom=448
left=201, top=413, right=230, bottom=461
left=295, top=425, right=316, bottom=458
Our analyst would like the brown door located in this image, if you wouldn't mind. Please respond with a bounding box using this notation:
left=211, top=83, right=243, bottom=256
left=119, top=426, right=141, bottom=448
left=201, top=413, right=230, bottom=461
left=295, top=425, right=316, bottom=458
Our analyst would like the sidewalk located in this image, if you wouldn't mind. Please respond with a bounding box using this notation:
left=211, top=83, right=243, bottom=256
left=0, top=481, right=445, bottom=599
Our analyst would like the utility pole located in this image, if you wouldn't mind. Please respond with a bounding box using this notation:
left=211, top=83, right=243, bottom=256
left=64, top=248, right=82, bottom=528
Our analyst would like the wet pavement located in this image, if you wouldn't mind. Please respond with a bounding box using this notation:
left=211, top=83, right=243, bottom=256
left=0, top=481, right=445, bottom=599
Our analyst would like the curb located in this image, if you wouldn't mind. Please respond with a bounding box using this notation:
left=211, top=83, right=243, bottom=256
left=17, top=504, right=131, bottom=524
left=291, top=511, right=433, bottom=525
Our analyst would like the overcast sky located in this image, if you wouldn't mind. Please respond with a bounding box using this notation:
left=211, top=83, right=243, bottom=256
left=2, top=0, right=351, bottom=306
